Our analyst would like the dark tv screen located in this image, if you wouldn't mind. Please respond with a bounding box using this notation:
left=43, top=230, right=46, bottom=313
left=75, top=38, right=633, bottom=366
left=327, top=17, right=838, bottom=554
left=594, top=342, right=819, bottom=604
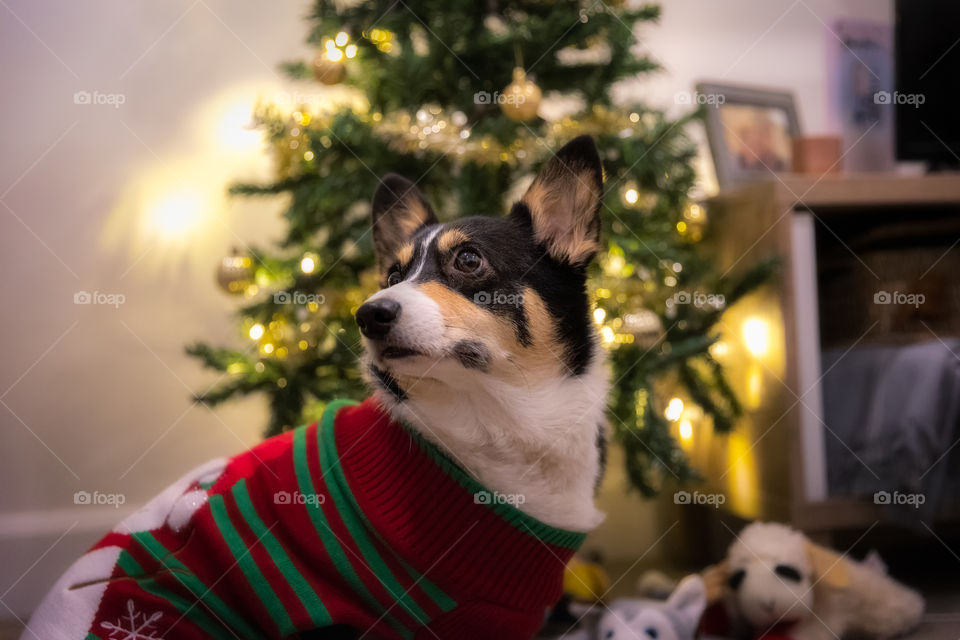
left=895, top=1, right=960, bottom=166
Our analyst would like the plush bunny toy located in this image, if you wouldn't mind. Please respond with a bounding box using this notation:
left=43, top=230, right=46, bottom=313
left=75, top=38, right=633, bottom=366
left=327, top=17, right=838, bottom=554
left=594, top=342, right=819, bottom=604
left=559, top=574, right=706, bottom=640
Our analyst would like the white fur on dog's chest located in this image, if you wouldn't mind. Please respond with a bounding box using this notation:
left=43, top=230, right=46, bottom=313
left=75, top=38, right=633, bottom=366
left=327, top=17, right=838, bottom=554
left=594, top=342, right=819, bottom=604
left=380, top=349, right=608, bottom=532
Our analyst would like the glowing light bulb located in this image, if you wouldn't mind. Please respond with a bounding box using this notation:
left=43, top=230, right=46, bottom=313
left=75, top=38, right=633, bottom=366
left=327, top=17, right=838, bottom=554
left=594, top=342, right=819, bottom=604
left=679, top=419, right=693, bottom=442
left=624, top=188, right=639, bottom=205
left=345, top=44, right=357, bottom=58
left=665, top=397, right=684, bottom=421
left=335, top=31, right=349, bottom=46
left=325, top=47, right=343, bottom=62
left=742, top=317, right=770, bottom=357
left=249, top=323, right=265, bottom=340
left=593, top=308, right=606, bottom=324
left=600, top=326, right=615, bottom=343
left=300, top=254, right=317, bottom=274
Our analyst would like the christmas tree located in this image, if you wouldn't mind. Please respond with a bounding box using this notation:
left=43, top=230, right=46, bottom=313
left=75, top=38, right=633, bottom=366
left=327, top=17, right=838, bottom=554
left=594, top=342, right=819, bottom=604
left=187, top=0, right=774, bottom=496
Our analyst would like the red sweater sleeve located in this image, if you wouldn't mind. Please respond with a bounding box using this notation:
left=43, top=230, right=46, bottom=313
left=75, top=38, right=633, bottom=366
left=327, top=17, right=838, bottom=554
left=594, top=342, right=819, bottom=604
left=413, top=599, right=545, bottom=640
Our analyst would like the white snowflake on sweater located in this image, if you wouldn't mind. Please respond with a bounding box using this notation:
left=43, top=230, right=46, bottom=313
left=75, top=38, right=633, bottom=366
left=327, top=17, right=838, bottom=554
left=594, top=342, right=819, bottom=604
left=100, top=599, right=163, bottom=640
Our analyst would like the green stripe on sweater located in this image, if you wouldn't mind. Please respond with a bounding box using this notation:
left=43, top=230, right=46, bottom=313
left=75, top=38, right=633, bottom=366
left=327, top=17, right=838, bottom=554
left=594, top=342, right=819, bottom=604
left=115, top=552, right=234, bottom=640
left=292, top=424, right=414, bottom=640
left=318, top=401, right=438, bottom=623
left=208, top=494, right=296, bottom=636
left=132, top=532, right=266, bottom=640
left=231, top=479, right=332, bottom=629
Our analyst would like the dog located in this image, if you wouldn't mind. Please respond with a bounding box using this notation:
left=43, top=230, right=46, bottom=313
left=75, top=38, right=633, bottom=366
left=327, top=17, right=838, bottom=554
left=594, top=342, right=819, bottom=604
left=23, top=136, right=609, bottom=640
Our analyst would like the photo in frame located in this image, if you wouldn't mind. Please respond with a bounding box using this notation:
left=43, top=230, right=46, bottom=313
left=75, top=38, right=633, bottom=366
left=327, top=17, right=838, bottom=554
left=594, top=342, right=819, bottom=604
left=698, top=82, right=802, bottom=189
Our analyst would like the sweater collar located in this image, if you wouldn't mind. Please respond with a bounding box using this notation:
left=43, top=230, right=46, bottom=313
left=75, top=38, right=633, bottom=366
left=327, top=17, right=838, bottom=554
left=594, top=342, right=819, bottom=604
left=323, top=397, right=586, bottom=610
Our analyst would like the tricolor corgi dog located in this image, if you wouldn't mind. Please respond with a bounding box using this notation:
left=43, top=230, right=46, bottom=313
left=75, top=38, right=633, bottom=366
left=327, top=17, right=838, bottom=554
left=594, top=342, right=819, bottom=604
left=357, top=134, right=609, bottom=533
left=24, top=136, right=609, bottom=640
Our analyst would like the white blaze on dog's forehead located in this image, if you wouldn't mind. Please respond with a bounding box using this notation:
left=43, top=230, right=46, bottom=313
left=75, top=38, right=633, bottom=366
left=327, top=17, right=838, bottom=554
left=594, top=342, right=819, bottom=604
left=408, top=225, right=442, bottom=281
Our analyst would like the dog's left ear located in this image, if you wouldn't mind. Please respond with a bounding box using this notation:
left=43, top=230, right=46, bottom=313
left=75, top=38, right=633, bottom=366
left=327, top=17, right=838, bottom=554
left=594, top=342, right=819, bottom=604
left=371, top=174, right=437, bottom=272
left=806, top=541, right=850, bottom=589
left=513, top=135, right=603, bottom=268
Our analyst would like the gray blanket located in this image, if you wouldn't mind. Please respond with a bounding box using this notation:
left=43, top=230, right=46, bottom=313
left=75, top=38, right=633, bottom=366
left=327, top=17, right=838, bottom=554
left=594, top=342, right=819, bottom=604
left=822, top=339, right=960, bottom=522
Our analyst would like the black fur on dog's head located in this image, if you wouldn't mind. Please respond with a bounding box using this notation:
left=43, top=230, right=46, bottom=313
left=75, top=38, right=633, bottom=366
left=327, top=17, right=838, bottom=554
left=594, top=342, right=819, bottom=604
left=356, top=136, right=604, bottom=401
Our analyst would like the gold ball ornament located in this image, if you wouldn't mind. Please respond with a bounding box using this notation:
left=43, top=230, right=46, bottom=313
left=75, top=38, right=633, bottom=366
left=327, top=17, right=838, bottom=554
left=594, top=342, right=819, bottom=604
left=313, top=50, right=346, bottom=85
left=216, top=250, right=253, bottom=295
left=499, top=68, right=541, bottom=122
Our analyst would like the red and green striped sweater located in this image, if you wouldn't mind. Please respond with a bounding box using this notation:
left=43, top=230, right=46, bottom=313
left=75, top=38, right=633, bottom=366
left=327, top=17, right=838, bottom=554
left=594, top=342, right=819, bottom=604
left=25, top=398, right=585, bottom=640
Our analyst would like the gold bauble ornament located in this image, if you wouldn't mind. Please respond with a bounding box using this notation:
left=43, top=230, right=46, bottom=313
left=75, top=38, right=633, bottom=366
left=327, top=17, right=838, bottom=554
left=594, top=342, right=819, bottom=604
left=499, top=68, right=541, bottom=121
left=216, top=250, right=253, bottom=295
left=312, top=50, right=346, bottom=85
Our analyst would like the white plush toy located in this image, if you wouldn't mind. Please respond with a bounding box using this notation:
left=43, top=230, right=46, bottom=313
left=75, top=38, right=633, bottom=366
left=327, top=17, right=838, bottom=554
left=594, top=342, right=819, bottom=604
left=559, top=574, right=706, bottom=640
left=704, top=522, right=925, bottom=640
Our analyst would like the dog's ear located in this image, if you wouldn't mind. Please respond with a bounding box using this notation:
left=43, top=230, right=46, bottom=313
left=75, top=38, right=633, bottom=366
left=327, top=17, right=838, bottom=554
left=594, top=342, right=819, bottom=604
left=371, top=174, right=437, bottom=272
left=512, top=135, right=603, bottom=267
left=806, top=541, right=850, bottom=589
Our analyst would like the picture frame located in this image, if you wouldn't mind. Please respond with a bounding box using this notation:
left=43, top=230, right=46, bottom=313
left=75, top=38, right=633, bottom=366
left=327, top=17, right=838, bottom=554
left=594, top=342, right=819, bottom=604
left=698, top=82, right=802, bottom=189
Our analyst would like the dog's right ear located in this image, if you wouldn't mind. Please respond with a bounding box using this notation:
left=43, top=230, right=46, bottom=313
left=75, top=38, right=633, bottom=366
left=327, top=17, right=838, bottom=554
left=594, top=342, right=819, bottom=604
left=512, top=135, right=603, bottom=268
left=371, top=174, right=437, bottom=272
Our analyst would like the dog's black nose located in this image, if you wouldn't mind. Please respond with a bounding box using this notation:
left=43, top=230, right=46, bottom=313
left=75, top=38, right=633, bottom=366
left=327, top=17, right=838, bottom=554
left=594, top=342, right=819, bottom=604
left=356, top=299, right=400, bottom=339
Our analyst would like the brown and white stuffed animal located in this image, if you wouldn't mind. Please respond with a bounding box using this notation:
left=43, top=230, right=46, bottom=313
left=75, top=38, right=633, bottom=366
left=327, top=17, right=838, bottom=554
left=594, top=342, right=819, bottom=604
left=702, top=522, right=924, bottom=640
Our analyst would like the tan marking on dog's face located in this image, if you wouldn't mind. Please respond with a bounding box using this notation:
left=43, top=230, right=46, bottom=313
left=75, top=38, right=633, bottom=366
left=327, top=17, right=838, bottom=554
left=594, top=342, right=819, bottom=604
left=395, top=243, right=415, bottom=270
left=416, top=281, right=568, bottom=384
left=437, top=229, right=469, bottom=255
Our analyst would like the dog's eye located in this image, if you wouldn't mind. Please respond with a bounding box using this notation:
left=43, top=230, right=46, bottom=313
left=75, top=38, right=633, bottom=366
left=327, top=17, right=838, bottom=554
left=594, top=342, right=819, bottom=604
left=774, top=564, right=803, bottom=582
left=386, top=270, right=402, bottom=287
left=645, top=628, right=659, bottom=639
left=453, top=248, right=482, bottom=273
left=728, top=569, right=746, bottom=590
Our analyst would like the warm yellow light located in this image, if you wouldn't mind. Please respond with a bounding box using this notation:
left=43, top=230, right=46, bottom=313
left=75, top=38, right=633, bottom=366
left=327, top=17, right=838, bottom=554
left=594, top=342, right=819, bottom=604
left=678, top=419, right=693, bottom=442
left=629, top=112, right=640, bottom=123
left=227, top=362, right=245, bottom=374
left=345, top=44, right=358, bottom=58
left=300, top=254, right=317, bottom=274
left=304, top=151, right=315, bottom=161
left=248, top=323, right=265, bottom=340
left=335, top=31, right=349, bottom=46
left=325, top=47, right=344, bottom=62
left=676, top=221, right=687, bottom=233
left=742, top=317, right=770, bottom=357
left=665, top=397, right=684, bottom=421
left=298, top=340, right=309, bottom=351
left=217, top=102, right=260, bottom=151
left=600, top=326, right=615, bottom=343
left=262, top=343, right=274, bottom=354
left=145, top=189, right=205, bottom=239
left=593, top=308, right=606, bottom=324
left=710, top=340, right=728, bottom=357
left=624, top=188, right=639, bottom=205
